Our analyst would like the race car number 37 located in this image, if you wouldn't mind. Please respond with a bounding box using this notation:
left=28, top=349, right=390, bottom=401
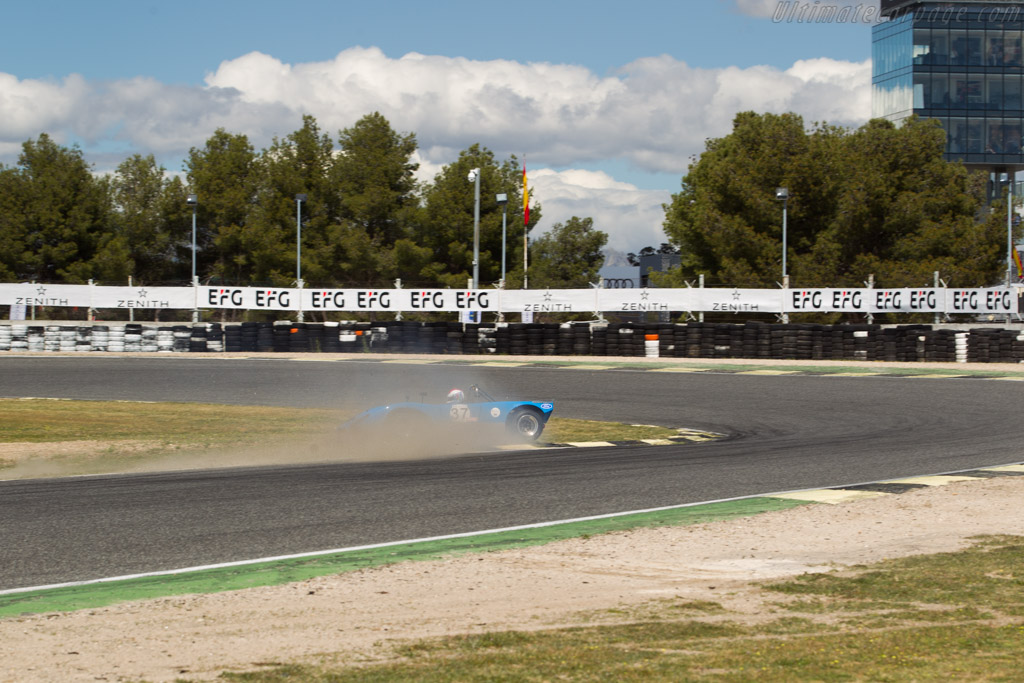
left=449, top=404, right=471, bottom=421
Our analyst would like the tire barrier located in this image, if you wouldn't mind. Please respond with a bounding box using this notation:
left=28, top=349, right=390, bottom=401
left=1, top=320, right=1023, bottom=363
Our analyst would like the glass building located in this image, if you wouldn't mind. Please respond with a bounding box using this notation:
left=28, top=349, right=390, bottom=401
left=873, top=0, right=1024, bottom=182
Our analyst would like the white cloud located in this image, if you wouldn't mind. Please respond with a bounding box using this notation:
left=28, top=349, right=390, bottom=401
left=527, top=169, right=672, bottom=253
left=198, top=47, right=871, bottom=174
left=0, top=47, right=870, bottom=251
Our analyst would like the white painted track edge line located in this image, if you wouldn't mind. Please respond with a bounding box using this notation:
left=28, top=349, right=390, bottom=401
left=3, top=459, right=1021, bottom=598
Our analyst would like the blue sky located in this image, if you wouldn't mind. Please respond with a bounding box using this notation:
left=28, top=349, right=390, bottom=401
left=0, top=0, right=876, bottom=251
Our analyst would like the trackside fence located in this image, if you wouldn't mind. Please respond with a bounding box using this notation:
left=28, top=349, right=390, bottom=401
left=1, top=321, right=1023, bottom=363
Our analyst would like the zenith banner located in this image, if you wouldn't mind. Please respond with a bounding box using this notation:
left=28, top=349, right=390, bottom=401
left=0, top=284, right=1017, bottom=316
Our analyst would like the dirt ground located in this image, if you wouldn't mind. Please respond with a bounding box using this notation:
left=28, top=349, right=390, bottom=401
left=1, top=471, right=1023, bottom=682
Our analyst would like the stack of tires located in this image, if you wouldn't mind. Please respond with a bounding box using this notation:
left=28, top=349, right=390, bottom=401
left=206, top=323, right=224, bottom=352
left=107, top=326, right=126, bottom=352
left=25, top=326, right=43, bottom=352
left=44, top=325, right=63, bottom=352
left=286, top=323, right=309, bottom=353
left=140, top=327, right=158, bottom=353
left=968, top=328, right=1017, bottom=362
left=188, top=325, right=208, bottom=353
left=91, top=325, right=109, bottom=352
left=235, top=322, right=260, bottom=351
left=443, top=322, right=464, bottom=354
left=506, top=323, right=530, bottom=355
left=571, top=322, right=592, bottom=355
left=8, top=325, right=28, bottom=352
left=921, top=329, right=956, bottom=362
left=123, top=324, right=142, bottom=352
left=155, top=326, right=174, bottom=352
left=271, top=322, right=291, bottom=352
left=321, top=322, right=342, bottom=353
left=170, top=326, right=189, bottom=352
left=1012, top=330, right=1024, bottom=362
left=685, top=324, right=704, bottom=358
left=0, top=325, right=11, bottom=351
left=589, top=324, right=607, bottom=355
left=223, top=324, right=243, bottom=352
left=474, top=324, right=497, bottom=354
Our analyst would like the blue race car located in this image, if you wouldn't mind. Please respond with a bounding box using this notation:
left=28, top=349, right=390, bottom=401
left=340, top=384, right=554, bottom=441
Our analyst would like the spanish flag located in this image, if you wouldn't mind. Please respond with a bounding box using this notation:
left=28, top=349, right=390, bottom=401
left=1015, top=245, right=1024, bottom=278
left=522, top=163, right=529, bottom=227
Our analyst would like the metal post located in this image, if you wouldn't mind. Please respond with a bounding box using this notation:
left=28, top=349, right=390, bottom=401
left=187, top=195, right=197, bottom=283
left=934, top=271, right=940, bottom=325
left=698, top=273, right=704, bottom=323
left=1007, top=173, right=1013, bottom=288
left=865, top=273, right=875, bottom=325
left=775, top=188, right=790, bottom=324
left=295, top=193, right=306, bottom=322
left=496, top=193, right=508, bottom=287
left=186, top=194, right=198, bottom=324
left=394, top=278, right=403, bottom=321
left=470, top=170, right=480, bottom=290
left=523, top=232, right=529, bottom=289
left=781, top=198, right=788, bottom=280
left=781, top=274, right=790, bottom=324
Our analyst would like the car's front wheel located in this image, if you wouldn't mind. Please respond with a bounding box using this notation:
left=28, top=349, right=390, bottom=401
left=506, top=407, right=544, bottom=441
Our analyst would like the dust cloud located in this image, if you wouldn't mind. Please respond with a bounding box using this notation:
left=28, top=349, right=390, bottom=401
left=0, top=370, right=549, bottom=480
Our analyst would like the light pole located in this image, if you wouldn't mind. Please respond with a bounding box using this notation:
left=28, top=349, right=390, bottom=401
left=468, top=169, right=480, bottom=291
left=1005, top=174, right=1013, bottom=288
left=186, top=194, right=198, bottom=284
left=775, top=187, right=790, bottom=323
left=186, top=194, right=198, bottom=323
left=295, top=193, right=306, bottom=322
left=295, top=193, right=306, bottom=286
left=496, top=193, right=508, bottom=287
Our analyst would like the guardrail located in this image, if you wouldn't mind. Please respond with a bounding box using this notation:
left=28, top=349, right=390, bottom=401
left=2, top=321, right=1021, bottom=364
left=1, top=284, right=1020, bottom=316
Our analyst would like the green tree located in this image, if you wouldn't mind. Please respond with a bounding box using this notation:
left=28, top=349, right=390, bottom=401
left=241, top=115, right=338, bottom=286
left=0, top=134, right=112, bottom=283
left=417, top=144, right=538, bottom=287
left=796, top=118, right=1002, bottom=287
left=333, top=112, right=419, bottom=246
left=662, top=112, right=1002, bottom=288
left=527, top=216, right=607, bottom=288
left=0, top=165, right=28, bottom=281
left=185, top=129, right=259, bottom=283
left=100, top=154, right=180, bottom=283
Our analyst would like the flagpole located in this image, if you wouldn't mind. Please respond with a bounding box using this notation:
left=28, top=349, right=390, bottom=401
left=523, top=161, right=529, bottom=289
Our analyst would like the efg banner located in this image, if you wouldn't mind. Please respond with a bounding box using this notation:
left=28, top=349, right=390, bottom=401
left=0, top=283, right=1018, bottom=316
left=201, top=287, right=499, bottom=313
left=783, top=288, right=943, bottom=314
left=778, top=287, right=1015, bottom=314
left=945, top=287, right=1016, bottom=315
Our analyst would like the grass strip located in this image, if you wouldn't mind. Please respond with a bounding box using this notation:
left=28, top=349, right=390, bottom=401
left=213, top=535, right=1024, bottom=683
left=543, top=418, right=678, bottom=442
left=0, top=399, right=341, bottom=444
left=511, top=359, right=1024, bottom=378
left=0, top=497, right=805, bottom=618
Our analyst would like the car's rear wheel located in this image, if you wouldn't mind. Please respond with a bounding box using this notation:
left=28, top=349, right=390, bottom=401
left=507, top=407, right=544, bottom=441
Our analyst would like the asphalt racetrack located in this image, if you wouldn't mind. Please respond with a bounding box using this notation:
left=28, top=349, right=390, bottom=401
left=0, top=355, right=1019, bottom=591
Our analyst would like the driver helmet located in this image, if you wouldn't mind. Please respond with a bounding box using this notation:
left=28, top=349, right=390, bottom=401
left=446, top=388, right=465, bottom=404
